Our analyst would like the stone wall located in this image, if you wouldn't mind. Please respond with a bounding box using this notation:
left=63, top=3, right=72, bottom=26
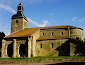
left=70, top=29, right=84, bottom=41
left=40, top=29, right=69, bottom=37
left=11, top=18, right=28, bottom=33
left=35, top=39, right=69, bottom=56
left=32, top=29, right=40, bottom=57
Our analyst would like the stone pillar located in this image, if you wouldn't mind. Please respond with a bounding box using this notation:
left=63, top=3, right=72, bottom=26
left=32, top=38, right=36, bottom=57
left=1, top=39, right=5, bottom=58
left=5, top=45, right=8, bottom=57
left=17, top=46, right=20, bottom=57
left=28, top=37, right=31, bottom=58
left=13, top=39, right=16, bottom=58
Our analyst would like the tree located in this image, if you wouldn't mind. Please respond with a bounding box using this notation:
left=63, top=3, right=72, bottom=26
left=0, top=32, right=5, bottom=57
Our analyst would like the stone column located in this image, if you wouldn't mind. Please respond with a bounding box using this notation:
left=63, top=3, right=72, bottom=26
left=17, top=46, right=20, bottom=57
left=28, top=37, right=31, bottom=58
left=5, top=45, right=8, bottom=57
left=13, top=39, right=16, bottom=58
left=32, top=38, right=36, bottom=57
left=1, top=39, right=5, bottom=58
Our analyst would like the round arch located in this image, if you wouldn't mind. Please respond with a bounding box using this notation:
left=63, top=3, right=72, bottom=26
left=19, top=44, right=27, bottom=57
left=7, top=43, right=13, bottom=57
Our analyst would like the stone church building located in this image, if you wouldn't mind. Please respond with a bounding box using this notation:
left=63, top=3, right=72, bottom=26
left=1, top=3, right=84, bottom=58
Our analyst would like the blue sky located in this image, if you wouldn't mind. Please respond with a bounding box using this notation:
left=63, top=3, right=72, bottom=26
left=0, top=0, right=85, bottom=37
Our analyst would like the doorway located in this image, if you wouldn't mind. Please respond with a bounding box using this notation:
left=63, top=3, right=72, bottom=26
left=7, top=43, right=13, bottom=57
left=19, top=44, right=27, bottom=57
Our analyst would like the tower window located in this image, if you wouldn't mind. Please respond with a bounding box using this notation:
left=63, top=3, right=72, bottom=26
left=40, top=44, right=42, bottom=48
left=76, top=37, right=79, bottom=40
left=42, top=33, right=44, bottom=36
left=51, top=32, right=53, bottom=36
left=61, top=32, right=63, bottom=35
left=16, top=20, right=18, bottom=23
left=18, top=6, right=21, bottom=10
left=51, top=43, right=53, bottom=48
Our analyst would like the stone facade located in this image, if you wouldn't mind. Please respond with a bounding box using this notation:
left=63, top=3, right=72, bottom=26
left=0, top=3, right=84, bottom=58
left=11, top=18, right=28, bottom=33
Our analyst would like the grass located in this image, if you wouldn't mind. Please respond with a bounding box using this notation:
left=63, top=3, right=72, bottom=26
left=0, top=56, right=84, bottom=59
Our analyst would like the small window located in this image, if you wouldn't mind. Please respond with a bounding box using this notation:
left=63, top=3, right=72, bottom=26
left=18, top=6, right=21, bottom=10
left=42, top=33, right=44, bottom=36
left=16, top=20, right=18, bottom=23
left=51, top=32, right=53, bottom=36
left=51, top=43, right=53, bottom=48
left=61, top=32, right=63, bottom=35
left=76, top=37, right=79, bottom=40
left=40, top=44, right=42, bottom=48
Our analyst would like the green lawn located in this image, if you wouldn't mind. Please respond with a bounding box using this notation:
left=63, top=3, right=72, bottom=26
left=0, top=56, right=84, bottom=59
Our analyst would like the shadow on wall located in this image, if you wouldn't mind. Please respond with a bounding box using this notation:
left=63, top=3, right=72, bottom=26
left=55, top=40, right=70, bottom=56
left=55, top=39, right=85, bottom=56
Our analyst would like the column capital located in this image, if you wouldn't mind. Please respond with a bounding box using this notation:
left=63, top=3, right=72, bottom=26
left=13, top=39, right=16, bottom=41
left=2, top=39, right=6, bottom=43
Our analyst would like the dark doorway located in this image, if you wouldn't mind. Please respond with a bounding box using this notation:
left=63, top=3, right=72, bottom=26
left=7, top=43, right=13, bottom=57
left=19, top=44, right=27, bottom=57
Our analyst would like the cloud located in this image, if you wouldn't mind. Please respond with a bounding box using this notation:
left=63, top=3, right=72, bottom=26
left=79, top=18, right=85, bottom=22
left=40, top=20, right=48, bottom=27
left=0, top=3, right=48, bottom=27
left=0, top=3, right=16, bottom=14
left=27, top=17, right=48, bottom=27
left=27, top=17, right=40, bottom=26
left=72, top=17, right=85, bottom=23
left=0, top=3, right=48, bottom=35
left=72, top=17, right=77, bottom=21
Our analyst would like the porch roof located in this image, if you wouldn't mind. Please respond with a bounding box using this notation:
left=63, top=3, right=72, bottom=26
left=5, top=28, right=39, bottom=38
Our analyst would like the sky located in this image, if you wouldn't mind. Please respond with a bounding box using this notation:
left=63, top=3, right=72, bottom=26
left=0, top=0, right=85, bottom=37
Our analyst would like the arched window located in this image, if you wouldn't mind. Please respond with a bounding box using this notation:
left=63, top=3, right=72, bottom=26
left=40, top=44, right=42, bottom=48
left=61, top=32, right=63, bottom=35
left=51, top=32, right=53, bottom=36
left=51, top=43, right=53, bottom=48
left=42, top=33, right=44, bottom=36
left=16, top=20, right=18, bottom=23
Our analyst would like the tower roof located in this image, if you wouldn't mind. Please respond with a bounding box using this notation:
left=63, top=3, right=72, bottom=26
left=19, top=3, right=22, bottom=5
left=11, top=3, right=28, bottom=21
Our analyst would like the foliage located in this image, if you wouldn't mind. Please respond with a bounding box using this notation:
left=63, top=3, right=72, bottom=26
left=0, top=32, right=5, bottom=48
left=0, top=32, right=5, bottom=57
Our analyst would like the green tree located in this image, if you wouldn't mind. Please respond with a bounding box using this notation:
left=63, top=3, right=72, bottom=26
left=0, top=32, right=5, bottom=57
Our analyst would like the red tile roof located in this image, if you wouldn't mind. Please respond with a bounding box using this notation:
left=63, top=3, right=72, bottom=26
left=5, top=28, right=39, bottom=38
left=5, top=25, right=82, bottom=38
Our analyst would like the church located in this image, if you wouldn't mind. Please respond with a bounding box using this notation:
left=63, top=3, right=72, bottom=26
left=1, top=3, right=84, bottom=58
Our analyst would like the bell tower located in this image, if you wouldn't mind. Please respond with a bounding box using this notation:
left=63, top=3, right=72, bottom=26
left=11, top=3, right=28, bottom=33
